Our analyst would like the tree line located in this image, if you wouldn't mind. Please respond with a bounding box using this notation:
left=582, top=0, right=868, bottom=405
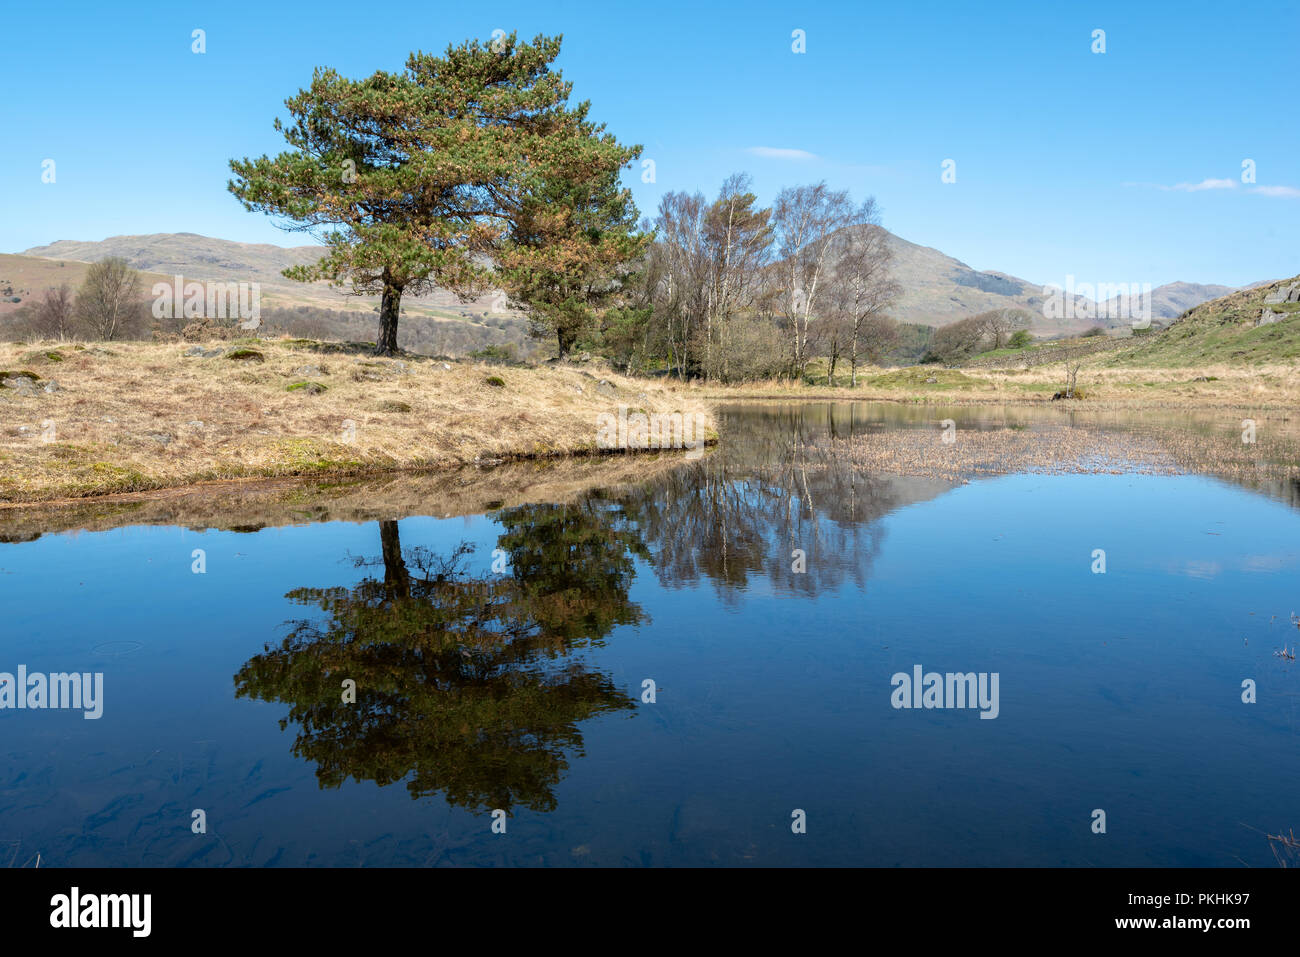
left=599, top=175, right=902, bottom=383
left=226, top=31, right=903, bottom=382
left=12, top=32, right=1043, bottom=377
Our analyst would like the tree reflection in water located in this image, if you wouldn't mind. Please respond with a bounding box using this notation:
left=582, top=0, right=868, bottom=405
left=235, top=405, right=959, bottom=814
left=234, top=500, right=647, bottom=814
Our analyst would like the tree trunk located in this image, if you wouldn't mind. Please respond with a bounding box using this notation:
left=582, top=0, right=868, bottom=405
left=557, top=324, right=577, bottom=359
left=379, top=520, right=411, bottom=601
left=374, top=281, right=403, bottom=356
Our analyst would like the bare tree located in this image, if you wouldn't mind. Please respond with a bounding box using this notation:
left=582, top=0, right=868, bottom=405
left=927, top=315, right=986, bottom=366
left=974, top=307, right=1031, bottom=350
left=702, top=174, right=773, bottom=381
left=830, top=223, right=901, bottom=385
left=651, top=175, right=773, bottom=382
left=76, top=257, right=142, bottom=341
left=652, top=191, right=710, bottom=379
left=26, top=283, right=76, bottom=341
left=856, top=316, right=901, bottom=372
left=1059, top=343, right=1082, bottom=399
left=773, top=183, right=876, bottom=381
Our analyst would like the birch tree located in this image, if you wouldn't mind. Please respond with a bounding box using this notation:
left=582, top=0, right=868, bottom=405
left=773, top=183, right=876, bottom=380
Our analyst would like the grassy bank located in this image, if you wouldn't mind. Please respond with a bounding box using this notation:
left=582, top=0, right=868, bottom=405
left=698, top=361, right=1300, bottom=410
left=0, top=339, right=714, bottom=504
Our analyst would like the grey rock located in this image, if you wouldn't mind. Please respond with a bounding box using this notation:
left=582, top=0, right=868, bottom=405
left=145, top=432, right=173, bottom=445
left=292, top=364, right=323, bottom=377
left=1257, top=309, right=1284, bottom=326
left=1264, top=284, right=1296, bottom=304
left=41, top=380, right=59, bottom=393
left=596, top=379, right=617, bottom=397
left=1, top=376, right=38, bottom=395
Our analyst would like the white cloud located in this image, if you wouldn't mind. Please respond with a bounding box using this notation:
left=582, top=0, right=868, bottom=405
left=746, top=146, right=819, bottom=161
left=1254, top=185, right=1300, bottom=199
left=1162, top=178, right=1237, bottom=192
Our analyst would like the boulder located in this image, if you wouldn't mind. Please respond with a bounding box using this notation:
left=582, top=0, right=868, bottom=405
left=1, top=376, right=39, bottom=396
left=1257, top=309, right=1284, bottom=326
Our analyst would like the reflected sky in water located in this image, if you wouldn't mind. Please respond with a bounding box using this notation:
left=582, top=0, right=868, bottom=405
left=2, top=403, right=1298, bottom=866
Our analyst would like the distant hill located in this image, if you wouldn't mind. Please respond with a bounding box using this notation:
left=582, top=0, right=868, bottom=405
left=881, top=231, right=1082, bottom=333
left=13, top=230, right=1241, bottom=337
left=1104, top=275, right=1300, bottom=366
left=0, top=253, right=177, bottom=319
left=1098, top=281, right=1236, bottom=325
left=18, top=233, right=516, bottom=321
left=22, top=233, right=322, bottom=284
left=865, top=230, right=1237, bottom=334
left=2, top=236, right=533, bottom=357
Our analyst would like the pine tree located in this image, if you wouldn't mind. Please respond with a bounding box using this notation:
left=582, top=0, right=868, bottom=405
left=228, top=32, right=644, bottom=356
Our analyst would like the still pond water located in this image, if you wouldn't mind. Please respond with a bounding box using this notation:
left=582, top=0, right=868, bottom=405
left=2, top=403, right=1298, bottom=866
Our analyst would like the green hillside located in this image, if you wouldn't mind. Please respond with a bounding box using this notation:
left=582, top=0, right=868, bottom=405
left=1102, top=275, right=1300, bottom=367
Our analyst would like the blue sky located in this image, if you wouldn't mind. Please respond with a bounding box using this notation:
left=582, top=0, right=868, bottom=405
left=3, top=0, right=1296, bottom=287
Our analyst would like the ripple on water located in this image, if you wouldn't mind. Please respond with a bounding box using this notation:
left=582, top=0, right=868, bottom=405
left=92, top=641, right=144, bottom=657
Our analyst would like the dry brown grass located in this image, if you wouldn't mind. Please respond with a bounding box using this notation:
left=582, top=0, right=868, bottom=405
left=845, top=421, right=1300, bottom=484
left=698, top=361, right=1300, bottom=411
left=0, top=339, right=714, bottom=504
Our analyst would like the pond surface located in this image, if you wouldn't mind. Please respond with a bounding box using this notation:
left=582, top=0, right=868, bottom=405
left=2, top=402, right=1299, bottom=866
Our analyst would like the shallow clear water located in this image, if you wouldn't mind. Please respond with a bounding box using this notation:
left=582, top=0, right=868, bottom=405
left=2, top=403, right=1298, bottom=866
